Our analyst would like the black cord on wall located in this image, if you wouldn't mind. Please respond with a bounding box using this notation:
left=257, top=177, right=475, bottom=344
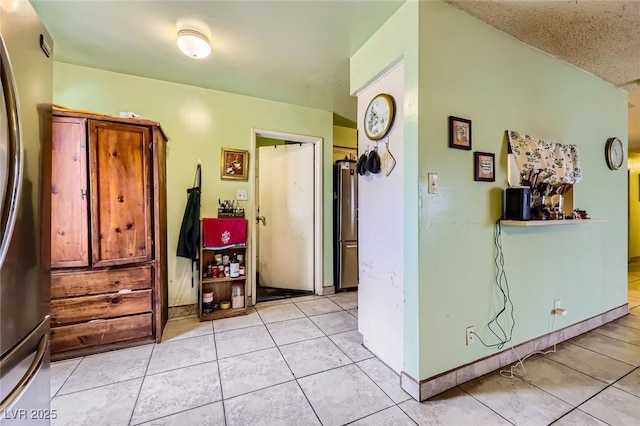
left=471, top=219, right=516, bottom=349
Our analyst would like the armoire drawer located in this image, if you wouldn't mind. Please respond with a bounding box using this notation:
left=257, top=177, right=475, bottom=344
left=51, top=265, right=152, bottom=299
left=50, top=289, right=152, bottom=326
left=50, top=313, right=152, bottom=353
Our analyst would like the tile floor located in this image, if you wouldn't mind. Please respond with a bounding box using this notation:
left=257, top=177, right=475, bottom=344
left=50, top=286, right=640, bottom=425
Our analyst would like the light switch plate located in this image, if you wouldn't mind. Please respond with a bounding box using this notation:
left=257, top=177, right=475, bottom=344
left=428, top=173, right=438, bottom=194
left=236, top=190, right=248, bottom=200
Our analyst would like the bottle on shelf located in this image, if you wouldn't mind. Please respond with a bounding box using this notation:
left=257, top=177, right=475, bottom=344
left=232, top=282, right=244, bottom=309
left=230, top=252, right=240, bottom=278
left=238, top=254, right=245, bottom=276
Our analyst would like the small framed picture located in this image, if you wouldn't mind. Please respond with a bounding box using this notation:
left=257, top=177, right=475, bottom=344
left=474, top=151, right=495, bottom=182
left=220, top=147, right=249, bottom=180
left=449, top=116, right=472, bottom=150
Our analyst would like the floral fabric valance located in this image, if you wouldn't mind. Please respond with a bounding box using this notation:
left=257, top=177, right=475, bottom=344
left=507, top=130, right=582, bottom=185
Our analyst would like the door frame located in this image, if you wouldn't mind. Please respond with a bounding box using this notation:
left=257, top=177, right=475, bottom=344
left=250, top=129, right=323, bottom=304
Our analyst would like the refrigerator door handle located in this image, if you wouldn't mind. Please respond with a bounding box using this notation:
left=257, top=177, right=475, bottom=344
left=0, top=34, right=23, bottom=270
left=0, top=324, right=49, bottom=412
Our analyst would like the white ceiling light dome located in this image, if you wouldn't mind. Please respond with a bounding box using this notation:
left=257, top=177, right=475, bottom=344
left=177, top=29, right=211, bottom=59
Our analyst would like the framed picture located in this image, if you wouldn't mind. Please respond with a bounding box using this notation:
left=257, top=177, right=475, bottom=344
left=449, top=116, right=472, bottom=150
left=474, top=151, right=495, bottom=182
left=220, top=147, right=249, bottom=180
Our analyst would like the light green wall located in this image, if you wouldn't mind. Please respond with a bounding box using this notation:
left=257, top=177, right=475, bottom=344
left=256, top=136, right=285, bottom=147
left=333, top=125, right=357, bottom=148
left=53, top=62, right=334, bottom=306
left=416, top=2, right=628, bottom=379
left=350, top=0, right=421, bottom=377
left=629, top=154, right=640, bottom=259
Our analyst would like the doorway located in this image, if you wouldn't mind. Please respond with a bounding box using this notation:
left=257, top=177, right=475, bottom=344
left=250, top=129, right=323, bottom=304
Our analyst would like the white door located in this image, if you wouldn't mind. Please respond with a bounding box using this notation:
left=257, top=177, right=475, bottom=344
left=257, top=143, right=314, bottom=291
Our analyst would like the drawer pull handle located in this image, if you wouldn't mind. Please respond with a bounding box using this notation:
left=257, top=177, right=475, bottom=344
left=88, top=319, right=106, bottom=324
left=118, top=289, right=132, bottom=294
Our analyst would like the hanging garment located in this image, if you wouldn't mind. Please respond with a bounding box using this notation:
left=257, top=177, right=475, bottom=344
left=177, top=164, right=201, bottom=286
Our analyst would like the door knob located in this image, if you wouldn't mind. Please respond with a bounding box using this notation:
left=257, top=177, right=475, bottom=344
left=256, top=216, right=266, bottom=226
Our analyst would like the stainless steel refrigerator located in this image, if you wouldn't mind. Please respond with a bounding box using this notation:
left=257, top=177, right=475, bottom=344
left=334, top=160, right=358, bottom=290
left=0, top=1, right=53, bottom=423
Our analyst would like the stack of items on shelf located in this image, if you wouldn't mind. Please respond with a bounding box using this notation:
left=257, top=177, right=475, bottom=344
left=199, top=218, right=248, bottom=320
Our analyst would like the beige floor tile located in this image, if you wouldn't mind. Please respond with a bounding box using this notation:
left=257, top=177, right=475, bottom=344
left=350, top=406, right=415, bottom=425
left=50, top=358, right=81, bottom=398
left=218, top=348, right=294, bottom=398
left=256, top=303, right=305, bottom=323
left=136, top=402, right=224, bottom=426
left=591, top=322, right=640, bottom=345
left=613, top=368, right=640, bottom=397
left=513, top=356, right=607, bottom=405
left=298, top=364, right=394, bottom=426
left=460, top=373, right=571, bottom=425
left=52, top=378, right=142, bottom=426
left=162, top=316, right=213, bottom=342
left=329, top=330, right=374, bottom=362
left=328, top=292, right=358, bottom=310
left=613, top=313, right=640, bottom=328
left=147, top=334, right=216, bottom=375
left=266, top=317, right=324, bottom=346
left=400, top=388, right=511, bottom=426
left=580, top=386, right=640, bottom=425
left=255, top=298, right=293, bottom=308
left=224, top=381, right=320, bottom=426
left=215, top=324, right=275, bottom=358
left=212, top=308, right=262, bottom=333
left=59, top=344, right=153, bottom=395
left=570, top=332, right=640, bottom=365
left=348, top=308, right=358, bottom=318
left=293, top=298, right=342, bottom=316
left=309, top=311, right=358, bottom=335
left=551, top=409, right=608, bottom=425
left=290, top=295, right=325, bottom=303
left=131, top=362, right=221, bottom=424
left=357, top=358, right=410, bottom=403
left=546, top=342, right=635, bottom=383
left=279, top=336, right=351, bottom=378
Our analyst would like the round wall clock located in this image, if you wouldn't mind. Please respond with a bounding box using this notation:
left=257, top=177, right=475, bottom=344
left=364, top=93, right=395, bottom=140
left=605, top=137, right=624, bottom=170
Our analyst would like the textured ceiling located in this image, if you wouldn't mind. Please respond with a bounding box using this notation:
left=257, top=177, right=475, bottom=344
left=31, top=0, right=404, bottom=122
left=445, top=0, right=640, bottom=149
left=446, top=1, right=640, bottom=89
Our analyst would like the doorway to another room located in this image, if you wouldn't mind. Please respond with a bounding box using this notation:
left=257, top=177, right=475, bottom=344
left=251, top=130, right=323, bottom=303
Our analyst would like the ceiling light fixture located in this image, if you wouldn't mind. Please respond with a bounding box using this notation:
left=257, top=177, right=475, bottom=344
left=177, top=29, right=211, bottom=59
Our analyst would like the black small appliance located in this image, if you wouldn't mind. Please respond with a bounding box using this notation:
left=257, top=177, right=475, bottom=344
left=503, top=187, right=531, bottom=220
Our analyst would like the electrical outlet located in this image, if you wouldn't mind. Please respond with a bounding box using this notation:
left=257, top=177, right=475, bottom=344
left=466, top=326, right=475, bottom=345
left=554, top=299, right=561, bottom=310
left=236, top=190, right=248, bottom=201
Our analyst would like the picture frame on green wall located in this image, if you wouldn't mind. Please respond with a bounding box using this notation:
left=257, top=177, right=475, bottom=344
left=474, top=151, right=495, bottom=182
left=449, top=116, right=472, bottom=150
left=221, top=147, right=249, bottom=180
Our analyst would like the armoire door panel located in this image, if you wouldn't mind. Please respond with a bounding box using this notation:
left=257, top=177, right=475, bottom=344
left=51, top=117, right=89, bottom=268
left=89, top=121, right=152, bottom=267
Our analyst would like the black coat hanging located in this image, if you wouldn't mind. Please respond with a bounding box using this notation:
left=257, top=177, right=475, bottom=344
left=177, top=163, right=201, bottom=286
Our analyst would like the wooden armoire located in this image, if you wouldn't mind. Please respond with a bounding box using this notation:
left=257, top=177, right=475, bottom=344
left=49, top=110, right=168, bottom=360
